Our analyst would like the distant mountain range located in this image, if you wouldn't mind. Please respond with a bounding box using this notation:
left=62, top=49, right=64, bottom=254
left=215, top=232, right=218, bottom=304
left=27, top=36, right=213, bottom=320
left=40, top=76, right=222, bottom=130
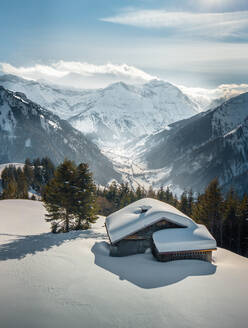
left=0, top=75, right=200, bottom=145
left=1, top=74, right=248, bottom=195
left=0, top=85, right=120, bottom=185
left=140, top=92, right=248, bottom=195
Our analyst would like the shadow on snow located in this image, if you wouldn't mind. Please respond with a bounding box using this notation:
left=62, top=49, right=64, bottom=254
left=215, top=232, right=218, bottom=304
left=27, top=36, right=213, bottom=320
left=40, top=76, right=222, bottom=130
left=91, top=241, right=217, bottom=289
left=0, top=230, right=106, bottom=261
left=0, top=231, right=217, bottom=289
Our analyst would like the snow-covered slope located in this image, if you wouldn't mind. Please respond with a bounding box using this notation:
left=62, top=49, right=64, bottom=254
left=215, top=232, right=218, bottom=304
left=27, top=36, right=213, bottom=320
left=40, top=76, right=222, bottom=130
left=0, top=74, right=88, bottom=119
left=69, top=80, right=200, bottom=144
left=0, top=200, right=247, bottom=328
left=0, top=75, right=200, bottom=145
left=141, top=92, right=248, bottom=194
left=0, top=86, right=120, bottom=185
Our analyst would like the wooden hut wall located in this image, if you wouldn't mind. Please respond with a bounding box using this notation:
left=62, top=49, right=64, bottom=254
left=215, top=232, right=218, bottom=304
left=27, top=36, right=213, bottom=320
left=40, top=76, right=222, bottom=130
left=109, top=219, right=183, bottom=257
left=151, top=243, right=213, bottom=263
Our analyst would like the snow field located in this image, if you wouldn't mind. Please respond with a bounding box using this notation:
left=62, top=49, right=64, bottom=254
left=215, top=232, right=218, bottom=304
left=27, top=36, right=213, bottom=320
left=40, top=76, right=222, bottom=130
left=0, top=200, right=247, bottom=328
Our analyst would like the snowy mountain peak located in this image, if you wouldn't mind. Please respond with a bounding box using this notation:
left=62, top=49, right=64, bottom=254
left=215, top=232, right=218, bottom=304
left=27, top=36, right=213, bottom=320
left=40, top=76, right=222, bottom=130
left=0, top=74, right=200, bottom=146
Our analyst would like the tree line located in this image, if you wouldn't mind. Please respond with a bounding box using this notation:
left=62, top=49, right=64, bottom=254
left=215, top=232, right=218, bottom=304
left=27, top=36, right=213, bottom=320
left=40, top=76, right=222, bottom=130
left=0, top=157, right=55, bottom=199
left=0, top=157, right=247, bottom=257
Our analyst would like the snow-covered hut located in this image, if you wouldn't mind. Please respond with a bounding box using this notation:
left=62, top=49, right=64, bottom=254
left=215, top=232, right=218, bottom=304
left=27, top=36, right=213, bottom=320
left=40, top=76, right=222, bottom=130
left=105, top=198, right=216, bottom=262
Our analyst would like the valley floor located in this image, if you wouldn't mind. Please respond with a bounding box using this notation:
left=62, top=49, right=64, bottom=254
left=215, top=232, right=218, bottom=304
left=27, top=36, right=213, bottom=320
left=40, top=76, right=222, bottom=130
left=101, top=144, right=178, bottom=192
left=0, top=200, right=247, bottom=328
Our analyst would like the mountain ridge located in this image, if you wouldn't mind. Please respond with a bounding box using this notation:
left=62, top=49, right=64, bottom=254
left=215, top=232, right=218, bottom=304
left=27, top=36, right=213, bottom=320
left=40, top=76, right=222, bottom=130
left=0, top=85, right=120, bottom=185
left=140, top=92, right=248, bottom=195
left=0, top=74, right=200, bottom=145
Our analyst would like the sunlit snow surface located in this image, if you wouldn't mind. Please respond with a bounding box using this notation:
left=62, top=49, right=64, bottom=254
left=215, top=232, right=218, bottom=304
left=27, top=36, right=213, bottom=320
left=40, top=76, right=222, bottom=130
left=0, top=200, right=247, bottom=328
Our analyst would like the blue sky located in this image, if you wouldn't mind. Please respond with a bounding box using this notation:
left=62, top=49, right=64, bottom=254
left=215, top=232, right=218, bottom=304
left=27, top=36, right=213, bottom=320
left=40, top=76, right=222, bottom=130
left=1, top=0, right=248, bottom=87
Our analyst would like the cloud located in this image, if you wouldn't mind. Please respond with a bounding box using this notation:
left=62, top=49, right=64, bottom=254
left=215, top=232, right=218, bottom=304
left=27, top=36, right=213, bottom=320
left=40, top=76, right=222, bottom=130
left=0, top=61, right=156, bottom=89
left=0, top=63, right=67, bottom=79
left=218, top=83, right=248, bottom=98
left=179, top=83, right=248, bottom=109
left=53, top=61, right=154, bottom=81
left=101, top=10, right=248, bottom=40
left=1, top=61, right=247, bottom=109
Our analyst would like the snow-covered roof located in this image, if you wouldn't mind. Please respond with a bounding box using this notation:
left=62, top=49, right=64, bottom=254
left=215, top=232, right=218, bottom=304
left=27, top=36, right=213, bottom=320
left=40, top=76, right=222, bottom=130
left=153, top=224, right=216, bottom=253
left=105, top=198, right=197, bottom=244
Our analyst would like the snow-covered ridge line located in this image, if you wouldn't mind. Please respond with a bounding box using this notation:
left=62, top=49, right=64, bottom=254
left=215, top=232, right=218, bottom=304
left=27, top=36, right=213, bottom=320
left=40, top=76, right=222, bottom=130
left=0, top=75, right=200, bottom=145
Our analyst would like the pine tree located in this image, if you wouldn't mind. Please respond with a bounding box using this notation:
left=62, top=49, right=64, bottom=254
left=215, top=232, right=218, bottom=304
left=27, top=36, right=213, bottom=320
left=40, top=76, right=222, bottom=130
left=23, top=161, right=34, bottom=186
left=147, top=185, right=155, bottom=198
left=164, top=187, right=174, bottom=205
left=73, top=163, right=97, bottom=230
left=157, top=186, right=165, bottom=201
left=135, top=185, right=146, bottom=200
left=192, top=179, right=223, bottom=244
left=106, top=181, right=119, bottom=210
left=16, top=168, right=28, bottom=199
left=172, top=194, right=179, bottom=208
left=2, top=178, right=18, bottom=199
left=43, top=159, right=77, bottom=233
left=187, top=190, right=194, bottom=217
left=118, top=183, right=132, bottom=208
left=96, top=196, right=113, bottom=216
left=179, top=191, right=188, bottom=215
left=43, top=160, right=97, bottom=233
left=223, top=188, right=239, bottom=252
left=1, top=166, right=16, bottom=190
left=178, top=190, right=194, bottom=216
left=41, top=157, right=55, bottom=184
left=238, top=194, right=248, bottom=256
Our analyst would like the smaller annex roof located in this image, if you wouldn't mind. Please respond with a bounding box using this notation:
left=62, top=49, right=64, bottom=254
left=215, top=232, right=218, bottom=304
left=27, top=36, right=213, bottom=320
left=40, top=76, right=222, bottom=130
left=153, top=225, right=216, bottom=253
left=105, top=198, right=197, bottom=244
